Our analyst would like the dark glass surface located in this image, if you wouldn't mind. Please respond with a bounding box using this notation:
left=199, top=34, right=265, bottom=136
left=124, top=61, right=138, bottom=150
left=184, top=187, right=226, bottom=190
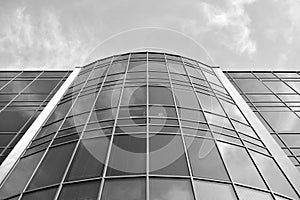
left=106, top=135, right=146, bottom=176
left=194, top=180, right=236, bottom=200
left=0, top=110, right=33, bottom=132
left=95, top=89, right=121, bottom=109
left=149, top=86, right=174, bottom=105
left=27, top=142, right=76, bottom=190
left=101, top=178, right=145, bottom=200
left=149, top=135, right=189, bottom=175
left=21, top=187, right=57, bottom=200
left=58, top=181, right=100, bottom=200
left=174, top=89, right=200, bottom=109
left=185, top=137, right=229, bottom=180
left=149, top=178, right=194, bottom=200
left=66, top=137, right=109, bottom=181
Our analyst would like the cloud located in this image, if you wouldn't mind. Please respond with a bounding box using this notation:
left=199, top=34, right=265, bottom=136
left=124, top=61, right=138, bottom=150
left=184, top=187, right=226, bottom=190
left=199, top=0, right=256, bottom=55
left=0, top=7, right=89, bottom=69
left=285, top=0, right=300, bottom=43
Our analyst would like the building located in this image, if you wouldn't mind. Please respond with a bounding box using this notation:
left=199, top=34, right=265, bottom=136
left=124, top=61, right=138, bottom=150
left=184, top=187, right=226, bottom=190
left=0, top=52, right=299, bottom=200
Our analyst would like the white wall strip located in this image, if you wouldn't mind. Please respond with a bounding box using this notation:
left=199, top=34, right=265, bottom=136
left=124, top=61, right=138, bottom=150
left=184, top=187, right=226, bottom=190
left=0, top=67, right=81, bottom=184
left=214, top=67, right=300, bottom=192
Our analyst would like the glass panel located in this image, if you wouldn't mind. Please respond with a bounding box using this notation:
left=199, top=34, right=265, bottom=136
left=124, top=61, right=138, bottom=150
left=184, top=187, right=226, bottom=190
left=0, top=80, right=31, bottom=93
left=148, top=61, right=167, bottom=72
left=250, top=151, right=298, bottom=199
left=174, top=89, right=200, bottom=109
left=149, top=106, right=177, bottom=118
left=205, top=113, right=233, bottom=129
left=149, top=178, right=194, bottom=200
left=27, top=142, right=76, bottom=190
left=21, top=187, right=57, bottom=200
left=179, top=108, right=206, bottom=122
left=0, top=152, right=44, bottom=199
left=260, top=112, right=300, bottom=132
left=101, top=178, right=145, bottom=200
left=167, top=60, right=186, bottom=75
left=128, top=60, right=147, bottom=72
left=185, top=137, right=229, bottom=180
left=220, top=100, right=247, bottom=123
left=58, top=181, right=100, bottom=200
left=95, top=89, right=121, bottom=109
left=233, top=79, right=270, bottom=93
left=149, top=135, right=189, bottom=175
left=69, top=94, right=95, bottom=115
left=217, top=142, right=266, bottom=189
left=121, top=86, right=146, bottom=105
left=22, top=80, right=59, bottom=93
left=236, top=186, right=273, bottom=200
left=149, top=86, right=174, bottom=105
left=66, top=137, right=109, bottom=181
left=197, top=93, right=225, bottom=115
left=194, top=180, right=236, bottom=200
left=106, top=135, right=146, bottom=176
left=108, top=60, right=127, bottom=75
left=264, top=81, right=295, bottom=93
left=0, top=110, right=33, bottom=132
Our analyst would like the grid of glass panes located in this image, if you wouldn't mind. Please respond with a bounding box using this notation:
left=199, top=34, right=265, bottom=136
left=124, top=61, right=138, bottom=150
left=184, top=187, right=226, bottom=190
left=0, top=54, right=299, bottom=200
left=0, top=71, right=71, bottom=164
left=225, top=71, right=300, bottom=172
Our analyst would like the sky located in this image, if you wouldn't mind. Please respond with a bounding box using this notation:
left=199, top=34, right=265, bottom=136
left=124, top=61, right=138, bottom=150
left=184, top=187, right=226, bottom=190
left=0, top=0, right=300, bottom=70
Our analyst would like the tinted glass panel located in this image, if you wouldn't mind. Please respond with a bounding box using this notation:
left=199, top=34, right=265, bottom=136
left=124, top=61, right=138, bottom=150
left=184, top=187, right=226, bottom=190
left=185, top=137, right=229, bottom=180
left=174, top=89, right=200, bottom=109
left=236, top=186, right=273, bottom=200
left=149, top=86, right=174, bottom=105
left=21, top=187, right=57, bottom=200
left=149, top=135, right=189, bottom=175
left=66, top=137, right=109, bottom=181
left=194, top=180, right=236, bottom=200
left=101, top=178, right=145, bottom=200
left=149, top=178, right=194, bottom=200
left=0, top=152, right=44, bottom=199
left=27, top=142, right=76, bottom=189
left=218, top=142, right=266, bottom=189
left=106, top=135, right=146, bottom=176
left=58, top=181, right=100, bottom=200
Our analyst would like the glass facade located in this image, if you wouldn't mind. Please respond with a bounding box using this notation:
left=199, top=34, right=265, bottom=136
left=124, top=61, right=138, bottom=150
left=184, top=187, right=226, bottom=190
left=0, top=54, right=299, bottom=200
left=226, top=71, right=300, bottom=171
left=0, top=71, right=71, bottom=164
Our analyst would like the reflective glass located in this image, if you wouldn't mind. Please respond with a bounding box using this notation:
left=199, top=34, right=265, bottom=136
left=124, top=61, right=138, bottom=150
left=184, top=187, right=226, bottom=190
left=148, top=61, right=167, bottom=72
left=58, top=181, right=100, bottom=200
left=185, top=137, right=229, bottom=180
left=108, top=60, right=127, bottom=75
left=27, top=142, right=76, bottom=189
left=0, top=110, right=33, bottom=132
left=260, top=112, right=300, bottom=132
left=194, top=180, right=236, bottom=200
left=121, top=86, right=146, bottom=105
left=236, top=186, right=273, bottom=200
left=101, top=178, right=145, bottom=200
left=217, top=142, right=266, bottom=189
left=174, top=89, right=200, bottom=109
left=149, top=135, right=189, bottom=175
left=264, top=81, right=295, bottom=93
left=21, top=187, right=57, bottom=200
left=167, top=60, right=186, bottom=75
left=66, top=137, right=109, bottom=181
left=0, top=152, right=44, bottom=199
left=149, top=86, right=174, bottom=105
left=95, top=89, right=121, bottom=109
left=197, top=93, right=225, bottom=115
left=149, top=178, right=194, bottom=200
left=233, top=79, right=270, bottom=93
left=106, top=135, right=146, bottom=176
left=250, top=151, right=298, bottom=199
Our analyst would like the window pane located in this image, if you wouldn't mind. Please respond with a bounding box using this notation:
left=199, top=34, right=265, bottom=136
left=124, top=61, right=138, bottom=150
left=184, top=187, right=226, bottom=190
left=250, top=151, right=298, bottom=199
left=149, top=106, right=177, bottom=118
left=95, top=89, right=121, bottom=109
left=21, top=187, right=57, bottom=200
left=236, top=186, right=273, bottom=200
left=66, top=137, right=109, bottom=181
left=217, top=142, right=266, bottom=189
left=260, top=112, right=300, bottom=132
left=194, top=180, right=236, bottom=200
left=149, top=178, right=194, bottom=200
left=0, top=152, right=44, bottom=199
left=121, top=86, right=146, bottom=105
left=197, top=93, right=225, bottom=115
left=150, top=135, right=189, bottom=175
left=185, top=137, right=229, bottom=180
left=264, top=81, right=295, bottom=93
left=58, top=181, right=100, bottom=200
left=174, top=89, right=200, bottom=109
left=106, top=135, right=146, bottom=176
left=28, top=142, right=76, bottom=190
left=0, top=110, right=33, bottom=132
left=149, top=86, right=174, bottom=105
left=101, top=178, right=145, bottom=200
left=233, top=79, right=270, bottom=93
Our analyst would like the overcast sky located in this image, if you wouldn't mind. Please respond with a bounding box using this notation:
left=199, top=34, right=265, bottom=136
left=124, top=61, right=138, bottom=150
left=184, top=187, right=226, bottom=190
left=0, top=0, right=300, bottom=70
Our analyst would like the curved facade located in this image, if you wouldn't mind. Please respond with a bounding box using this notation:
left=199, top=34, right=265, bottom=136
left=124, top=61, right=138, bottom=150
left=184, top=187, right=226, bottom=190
left=0, top=52, right=299, bottom=200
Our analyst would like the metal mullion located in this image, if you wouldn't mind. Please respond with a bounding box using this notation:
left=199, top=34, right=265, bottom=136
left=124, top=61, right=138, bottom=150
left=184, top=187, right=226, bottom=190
left=52, top=58, right=115, bottom=200
left=146, top=52, right=150, bottom=200
left=96, top=54, right=131, bottom=200
left=16, top=67, right=93, bottom=200
left=164, top=54, right=197, bottom=200
left=189, top=62, right=241, bottom=199
left=213, top=70, right=279, bottom=199
left=0, top=71, right=22, bottom=93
